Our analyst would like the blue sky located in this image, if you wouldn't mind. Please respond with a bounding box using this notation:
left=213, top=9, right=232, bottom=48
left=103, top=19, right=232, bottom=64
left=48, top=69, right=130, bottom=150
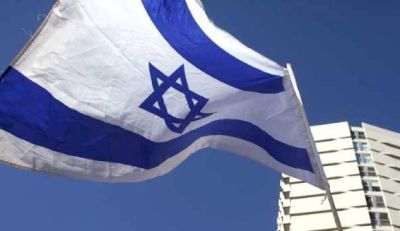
left=0, top=1, right=399, bottom=231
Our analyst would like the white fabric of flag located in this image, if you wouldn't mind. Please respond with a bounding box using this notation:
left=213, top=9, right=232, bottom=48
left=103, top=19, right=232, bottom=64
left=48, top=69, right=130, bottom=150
left=0, top=0, right=324, bottom=188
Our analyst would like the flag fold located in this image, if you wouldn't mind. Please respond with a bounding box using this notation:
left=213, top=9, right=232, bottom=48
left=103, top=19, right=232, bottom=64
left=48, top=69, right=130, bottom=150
left=0, top=0, right=324, bottom=188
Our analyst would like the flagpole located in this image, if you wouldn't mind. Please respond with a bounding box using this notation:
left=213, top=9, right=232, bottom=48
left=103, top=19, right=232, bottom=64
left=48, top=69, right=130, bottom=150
left=286, top=63, right=343, bottom=231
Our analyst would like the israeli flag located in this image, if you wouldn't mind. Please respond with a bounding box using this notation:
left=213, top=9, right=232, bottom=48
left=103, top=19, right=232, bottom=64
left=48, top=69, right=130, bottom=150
left=0, top=0, right=324, bottom=188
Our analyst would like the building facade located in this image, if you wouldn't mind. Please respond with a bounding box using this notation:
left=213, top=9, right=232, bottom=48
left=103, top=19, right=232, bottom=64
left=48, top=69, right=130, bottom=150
left=276, top=122, right=400, bottom=231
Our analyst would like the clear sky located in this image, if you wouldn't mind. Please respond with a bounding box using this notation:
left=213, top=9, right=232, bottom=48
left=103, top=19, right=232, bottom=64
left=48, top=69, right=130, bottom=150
left=0, top=1, right=399, bottom=231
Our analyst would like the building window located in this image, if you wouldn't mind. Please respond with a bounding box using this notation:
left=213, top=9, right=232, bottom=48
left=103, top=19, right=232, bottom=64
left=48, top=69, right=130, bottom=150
left=362, top=180, right=381, bottom=192
left=359, top=166, right=377, bottom=177
left=283, top=177, right=290, bottom=184
left=356, top=153, right=372, bottom=164
left=370, top=212, right=391, bottom=227
left=283, top=224, right=290, bottom=231
left=283, top=191, right=290, bottom=199
left=354, top=142, right=369, bottom=151
left=358, top=132, right=366, bottom=139
left=351, top=131, right=366, bottom=139
left=366, top=195, right=385, bottom=208
left=283, top=206, right=290, bottom=215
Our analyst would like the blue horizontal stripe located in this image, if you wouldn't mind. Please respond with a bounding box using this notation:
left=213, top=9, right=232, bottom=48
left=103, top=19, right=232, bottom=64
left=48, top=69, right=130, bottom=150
left=0, top=68, right=313, bottom=172
left=142, top=0, right=284, bottom=94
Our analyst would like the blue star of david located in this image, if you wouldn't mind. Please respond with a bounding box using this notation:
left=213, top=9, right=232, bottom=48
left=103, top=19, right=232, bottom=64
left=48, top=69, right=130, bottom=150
left=140, top=63, right=213, bottom=133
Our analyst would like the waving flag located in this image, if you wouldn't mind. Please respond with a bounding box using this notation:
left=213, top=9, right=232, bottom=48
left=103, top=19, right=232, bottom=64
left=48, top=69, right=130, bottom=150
left=0, top=0, right=324, bottom=188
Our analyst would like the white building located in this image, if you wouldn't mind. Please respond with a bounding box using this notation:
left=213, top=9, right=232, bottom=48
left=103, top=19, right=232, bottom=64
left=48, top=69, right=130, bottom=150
left=276, top=122, right=400, bottom=231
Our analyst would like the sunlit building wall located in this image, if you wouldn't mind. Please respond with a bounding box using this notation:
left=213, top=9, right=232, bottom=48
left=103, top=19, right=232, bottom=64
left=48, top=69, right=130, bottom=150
left=276, top=122, right=400, bottom=231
